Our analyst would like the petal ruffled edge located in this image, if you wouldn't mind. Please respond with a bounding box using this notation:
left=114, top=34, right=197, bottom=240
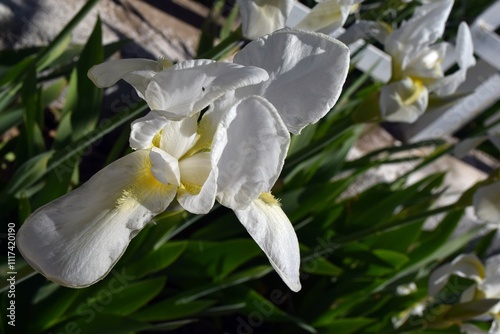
left=145, top=61, right=269, bottom=120
left=129, top=111, right=170, bottom=150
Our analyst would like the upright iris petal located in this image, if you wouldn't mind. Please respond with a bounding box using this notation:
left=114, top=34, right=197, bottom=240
left=233, top=29, right=350, bottom=134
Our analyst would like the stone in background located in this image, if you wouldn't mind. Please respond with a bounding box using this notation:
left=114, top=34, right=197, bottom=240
left=0, top=0, right=210, bottom=61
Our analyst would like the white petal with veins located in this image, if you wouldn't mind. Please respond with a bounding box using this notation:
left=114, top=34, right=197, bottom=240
left=145, top=61, right=269, bottom=120
left=17, top=150, right=176, bottom=288
left=129, top=112, right=169, bottom=150
left=216, top=96, right=290, bottom=210
left=234, top=195, right=301, bottom=292
left=295, top=0, right=351, bottom=35
left=234, top=29, right=350, bottom=134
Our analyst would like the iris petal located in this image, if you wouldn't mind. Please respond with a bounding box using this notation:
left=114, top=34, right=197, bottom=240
left=17, top=151, right=176, bottom=288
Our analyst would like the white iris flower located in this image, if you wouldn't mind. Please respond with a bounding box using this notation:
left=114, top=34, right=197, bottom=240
left=17, top=29, right=350, bottom=292
left=379, top=0, right=475, bottom=123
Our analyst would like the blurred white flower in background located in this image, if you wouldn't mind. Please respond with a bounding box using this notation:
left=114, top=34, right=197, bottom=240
left=473, top=181, right=500, bottom=226
left=237, top=0, right=363, bottom=39
left=295, top=0, right=363, bottom=36
left=236, top=0, right=295, bottom=39
left=429, top=253, right=500, bottom=333
left=379, top=0, right=475, bottom=123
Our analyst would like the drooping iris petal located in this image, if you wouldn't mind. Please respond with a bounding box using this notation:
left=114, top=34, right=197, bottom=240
left=216, top=96, right=290, bottom=210
left=473, top=181, right=500, bottom=225
left=129, top=111, right=169, bottom=150
left=430, top=23, right=476, bottom=96
left=428, top=254, right=485, bottom=297
left=385, top=0, right=454, bottom=69
left=145, top=61, right=269, bottom=120
left=236, top=0, right=294, bottom=40
left=17, top=150, right=176, bottom=288
left=234, top=28, right=350, bottom=134
left=234, top=194, right=301, bottom=292
left=88, top=59, right=158, bottom=98
left=380, top=77, right=429, bottom=123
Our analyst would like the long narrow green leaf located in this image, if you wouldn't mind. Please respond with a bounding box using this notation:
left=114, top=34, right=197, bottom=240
left=4, top=102, right=146, bottom=196
left=36, top=0, right=100, bottom=70
left=0, top=57, right=34, bottom=88
left=36, top=36, right=71, bottom=72
left=3, top=151, right=54, bottom=197
left=0, top=83, right=21, bottom=113
left=71, top=16, right=103, bottom=140
left=0, top=108, right=22, bottom=135
left=20, top=62, right=38, bottom=158
left=220, top=2, right=239, bottom=40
